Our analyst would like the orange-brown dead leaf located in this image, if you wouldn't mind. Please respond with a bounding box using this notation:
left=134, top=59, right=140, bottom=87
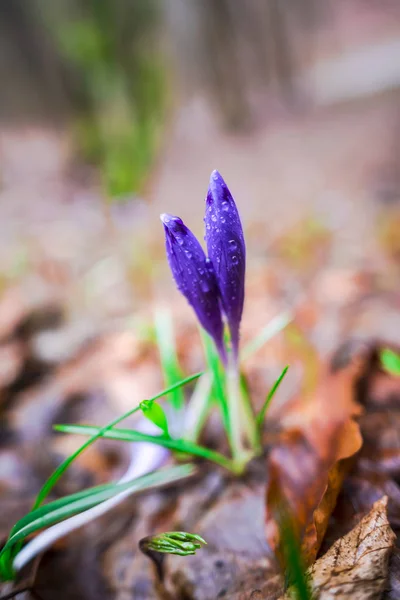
left=266, top=353, right=365, bottom=566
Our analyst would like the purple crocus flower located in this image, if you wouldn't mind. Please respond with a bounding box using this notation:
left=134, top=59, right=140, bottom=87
left=205, top=170, right=245, bottom=357
left=161, top=213, right=226, bottom=362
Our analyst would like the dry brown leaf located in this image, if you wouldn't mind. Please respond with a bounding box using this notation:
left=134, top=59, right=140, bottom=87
left=266, top=354, right=364, bottom=566
left=301, top=496, right=395, bottom=600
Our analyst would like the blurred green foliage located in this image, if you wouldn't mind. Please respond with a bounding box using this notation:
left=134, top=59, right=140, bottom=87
left=381, top=348, right=400, bottom=376
left=46, top=0, right=168, bottom=198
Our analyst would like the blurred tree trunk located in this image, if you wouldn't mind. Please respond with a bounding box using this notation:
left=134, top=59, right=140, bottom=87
left=0, top=0, right=73, bottom=123
left=167, top=0, right=325, bottom=130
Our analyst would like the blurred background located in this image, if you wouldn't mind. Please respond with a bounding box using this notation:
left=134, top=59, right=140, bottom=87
left=0, top=0, right=400, bottom=350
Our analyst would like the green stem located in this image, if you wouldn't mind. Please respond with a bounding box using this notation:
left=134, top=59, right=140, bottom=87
left=239, top=374, right=261, bottom=454
left=226, top=357, right=250, bottom=468
left=184, top=373, right=213, bottom=442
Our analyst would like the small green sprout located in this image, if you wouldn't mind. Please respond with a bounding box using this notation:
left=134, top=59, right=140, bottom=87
left=140, top=531, right=207, bottom=556
left=140, top=400, right=169, bottom=436
left=139, top=531, right=206, bottom=581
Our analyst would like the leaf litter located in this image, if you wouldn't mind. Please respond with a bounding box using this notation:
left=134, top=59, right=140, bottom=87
left=1, top=259, right=400, bottom=599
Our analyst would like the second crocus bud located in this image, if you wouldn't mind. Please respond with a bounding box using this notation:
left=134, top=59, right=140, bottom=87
left=205, top=170, right=246, bottom=357
left=161, top=214, right=226, bottom=362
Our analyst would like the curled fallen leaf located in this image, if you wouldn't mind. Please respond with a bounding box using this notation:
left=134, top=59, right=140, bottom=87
left=282, top=496, right=396, bottom=600
left=266, top=352, right=364, bottom=566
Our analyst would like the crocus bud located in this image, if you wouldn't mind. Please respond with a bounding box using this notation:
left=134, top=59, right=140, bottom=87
left=161, top=214, right=226, bottom=362
left=140, top=531, right=207, bottom=556
left=139, top=531, right=206, bottom=580
left=205, top=170, right=245, bottom=356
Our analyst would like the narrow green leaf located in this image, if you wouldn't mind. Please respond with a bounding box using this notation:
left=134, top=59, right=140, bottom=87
left=200, top=329, right=229, bottom=433
left=54, top=423, right=238, bottom=472
left=280, top=510, right=311, bottom=600
left=184, top=373, right=213, bottom=442
left=9, top=483, right=119, bottom=540
left=154, top=308, right=185, bottom=411
left=256, top=366, right=289, bottom=430
left=381, top=348, right=400, bottom=376
left=0, top=549, right=14, bottom=581
left=240, top=373, right=261, bottom=452
left=241, top=312, right=292, bottom=362
left=2, top=371, right=202, bottom=576
left=33, top=371, right=202, bottom=510
left=140, top=400, right=169, bottom=436
left=0, top=465, right=194, bottom=578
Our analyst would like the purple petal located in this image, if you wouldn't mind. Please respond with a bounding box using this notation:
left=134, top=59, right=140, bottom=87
left=161, top=213, right=226, bottom=361
left=204, top=171, right=245, bottom=355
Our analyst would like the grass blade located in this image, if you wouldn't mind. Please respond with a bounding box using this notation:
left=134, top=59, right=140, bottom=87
left=154, top=308, right=185, bottom=411
left=241, top=312, right=292, bottom=362
left=184, top=373, right=213, bottom=442
left=54, top=423, right=237, bottom=472
left=0, top=465, right=193, bottom=581
left=239, top=373, right=261, bottom=452
left=256, top=366, right=289, bottom=430
left=280, top=510, right=311, bottom=600
left=33, top=371, right=202, bottom=510
left=200, top=329, right=229, bottom=434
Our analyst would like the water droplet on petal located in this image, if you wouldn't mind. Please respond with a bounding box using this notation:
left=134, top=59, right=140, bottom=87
left=211, top=214, right=217, bottom=222
left=206, top=223, right=211, bottom=230
left=231, top=255, right=239, bottom=265
left=185, top=250, right=192, bottom=259
left=176, top=236, right=184, bottom=246
left=200, top=280, right=210, bottom=293
left=228, top=240, right=237, bottom=250
left=221, top=201, right=229, bottom=212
